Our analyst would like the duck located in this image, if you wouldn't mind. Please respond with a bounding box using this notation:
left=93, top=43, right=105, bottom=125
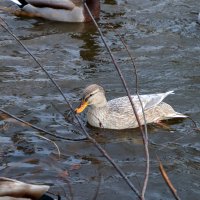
left=75, top=84, right=187, bottom=130
left=8, top=0, right=100, bottom=22
left=0, top=177, right=53, bottom=200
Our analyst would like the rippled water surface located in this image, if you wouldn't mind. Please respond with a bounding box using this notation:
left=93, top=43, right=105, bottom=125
left=0, top=0, right=200, bottom=199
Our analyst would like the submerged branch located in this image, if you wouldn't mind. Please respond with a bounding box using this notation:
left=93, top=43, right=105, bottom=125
left=0, top=108, right=86, bottom=142
left=0, top=111, right=61, bottom=157
left=91, top=173, right=102, bottom=200
left=158, top=157, right=181, bottom=200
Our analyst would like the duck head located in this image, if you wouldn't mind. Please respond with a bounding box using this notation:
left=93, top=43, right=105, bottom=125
left=75, top=84, right=107, bottom=113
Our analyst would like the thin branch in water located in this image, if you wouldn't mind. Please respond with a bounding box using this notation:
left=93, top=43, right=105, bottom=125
left=0, top=18, right=141, bottom=199
left=65, top=179, right=74, bottom=200
left=108, top=26, right=149, bottom=196
left=157, top=156, right=181, bottom=200
left=51, top=103, right=76, bottom=128
left=0, top=109, right=87, bottom=142
left=56, top=181, right=73, bottom=200
left=91, top=173, right=102, bottom=200
left=106, top=25, right=140, bottom=94
left=109, top=25, right=148, bottom=139
left=187, top=116, right=200, bottom=131
left=84, top=3, right=148, bottom=199
left=114, top=33, right=149, bottom=197
left=149, top=136, right=184, bottom=151
left=0, top=112, right=62, bottom=156
left=38, top=135, right=61, bottom=159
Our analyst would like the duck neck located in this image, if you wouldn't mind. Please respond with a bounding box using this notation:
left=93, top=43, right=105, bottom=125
left=83, top=0, right=100, bottom=22
left=91, top=96, right=107, bottom=109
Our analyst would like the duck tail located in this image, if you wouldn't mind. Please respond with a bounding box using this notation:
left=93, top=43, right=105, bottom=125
left=166, top=112, right=187, bottom=119
left=165, top=90, right=175, bottom=96
left=9, top=0, right=28, bottom=8
left=143, top=90, right=175, bottom=111
left=158, top=90, right=175, bottom=104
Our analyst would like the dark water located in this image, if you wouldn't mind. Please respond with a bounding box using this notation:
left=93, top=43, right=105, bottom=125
left=0, top=0, right=200, bottom=199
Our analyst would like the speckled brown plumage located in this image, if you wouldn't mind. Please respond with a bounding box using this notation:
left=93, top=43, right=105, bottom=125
left=78, top=84, right=187, bottom=129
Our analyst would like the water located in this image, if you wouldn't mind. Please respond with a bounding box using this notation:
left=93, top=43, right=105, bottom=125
left=0, top=0, right=200, bottom=199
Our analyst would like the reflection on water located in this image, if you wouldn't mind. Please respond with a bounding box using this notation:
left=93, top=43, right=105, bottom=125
left=0, top=0, right=200, bottom=199
left=72, top=26, right=100, bottom=61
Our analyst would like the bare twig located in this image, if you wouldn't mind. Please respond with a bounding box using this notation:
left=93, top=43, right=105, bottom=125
left=106, top=27, right=140, bottom=94
left=57, top=180, right=73, bottom=200
left=113, top=31, right=149, bottom=197
left=65, top=179, right=74, bottom=200
left=91, top=173, right=102, bottom=200
left=0, top=109, right=86, bottom=142
left=187, top=116, right=200, bottom=131
left=84, top=3, right=149, bottom=199
left=37, top=134, right=61, bottom=158
left=149, top=136, right=184, bottom=151
left=0, top=18, right=141, bottom=199
left=158, top=157, right=181, bottom=200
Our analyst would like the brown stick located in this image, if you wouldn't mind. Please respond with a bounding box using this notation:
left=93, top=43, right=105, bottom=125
left=113, top=32, right=149, bottom=198
left=158, top=157, right=181, bottom=200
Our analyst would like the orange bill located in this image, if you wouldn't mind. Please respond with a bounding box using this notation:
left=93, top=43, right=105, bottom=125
left=75, top=100, right=88, bottom=114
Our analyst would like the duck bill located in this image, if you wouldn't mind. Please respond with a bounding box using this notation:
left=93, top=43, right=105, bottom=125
left=75, top=100, right=88, bottom=114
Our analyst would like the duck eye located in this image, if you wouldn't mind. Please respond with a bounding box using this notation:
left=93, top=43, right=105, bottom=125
left=85, top=94, right=93, bottom=101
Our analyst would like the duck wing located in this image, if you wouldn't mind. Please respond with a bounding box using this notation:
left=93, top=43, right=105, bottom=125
left=27, top=0, right=76, bottom=10
left=108, top=91, right=174, bottom=114
left=140, top=91, right=174, bottom=110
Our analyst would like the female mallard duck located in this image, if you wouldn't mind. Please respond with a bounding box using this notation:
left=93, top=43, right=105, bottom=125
left=9, top=0, right=100, bottom=22
left=75, top=84, right=187, bottom=129
left=0, top=177, right=51, bottom=200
